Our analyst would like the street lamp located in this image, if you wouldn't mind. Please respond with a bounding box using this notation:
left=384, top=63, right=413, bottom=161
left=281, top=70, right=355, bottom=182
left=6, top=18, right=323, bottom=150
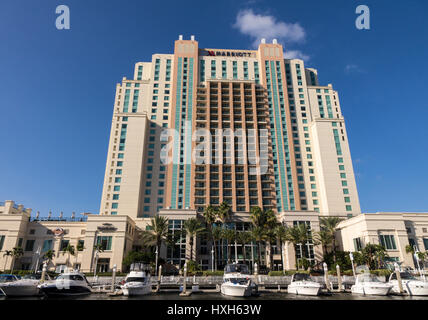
left=155, top=246, right=159, bottom=277
left=211, top=248, right=214, bottom=272
left=349, top=252, right=356, bottom=277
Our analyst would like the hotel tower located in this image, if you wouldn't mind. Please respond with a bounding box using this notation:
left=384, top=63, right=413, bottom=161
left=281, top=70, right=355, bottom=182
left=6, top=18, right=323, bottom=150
left=99, top=35, right=361, bottom=220
left=2, top=37, right=425, bottom=273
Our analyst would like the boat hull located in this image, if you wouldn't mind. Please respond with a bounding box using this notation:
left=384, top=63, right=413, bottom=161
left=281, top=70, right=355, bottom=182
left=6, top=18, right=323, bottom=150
left=351, top=285, right=391, bottom=296
left=390, top=282, right=428, bottom=296
left=39, top=285, right=92, bottom=297
left=221, top=283, right=252, bottom=297
left=0, top=285, right=40, bottom=297
left=287, top=284, right=321, bottom=296
left=121, top=284, right=152, bottom=296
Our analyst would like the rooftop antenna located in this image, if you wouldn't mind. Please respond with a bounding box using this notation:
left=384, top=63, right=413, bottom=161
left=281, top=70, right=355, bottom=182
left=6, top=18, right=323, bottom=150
left=60, top=211, right=63, bottom=219
left=72, top=211, right=75, bottom=219
left=48, top=210, right=52, bottom=219
left=36, top=211, right=40, bottom=219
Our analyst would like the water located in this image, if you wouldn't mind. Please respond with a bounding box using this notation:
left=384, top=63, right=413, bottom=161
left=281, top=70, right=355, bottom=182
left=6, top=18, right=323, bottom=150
left=2, top=292, right=428, bottom=301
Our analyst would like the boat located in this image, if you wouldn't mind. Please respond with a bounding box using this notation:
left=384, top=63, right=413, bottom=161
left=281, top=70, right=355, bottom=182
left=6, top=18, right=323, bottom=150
left=38, top=270, right=92, bottom=297
left=0, top=273, right=51, bottom=297
left=0, top=275, right=19, bottom=296
left=121, top=270, right=152, bottom=296
left=351, top=273, right=392, bottom=295
left=389, top=272, right=428, bottom=296
left=220, top=263, right=256, bottom=297
left=287, top=273, right=322, bottom=296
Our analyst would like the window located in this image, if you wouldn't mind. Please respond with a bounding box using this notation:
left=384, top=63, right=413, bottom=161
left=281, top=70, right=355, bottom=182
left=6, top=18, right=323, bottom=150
left=0, top=235, right=5, bottom=251
left=42, top=239, right=53, bottom=252
left=353, top=237, right=363, bottom=251
left=78, top=240, right=85, bottom=251
left=379, top=235, right=397, bottom=250
left=60, top=240, right=69, bottom=251
left=424, top=238, right=428, bottom=251
left=97, top=236, right=112, bottom=251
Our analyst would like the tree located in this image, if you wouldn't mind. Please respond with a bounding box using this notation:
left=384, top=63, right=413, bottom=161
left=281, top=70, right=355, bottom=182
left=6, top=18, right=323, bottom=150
left=62, top=244, right=75, bottom=268
left=285, top=224, right=310, bottom=270
left=92, top=244, right=105, bottom=274
left=43, top=249, right=55, bottom=269
left=11, top=247, right=24, bottom=274
left=361, top=243, right=388, bottom=270
left=217, top=202, right=232, bottom=224
left=251, top=226, right=266, bottom=266
left=212, top=226, right=223, bottom=269
left=123, top=251, right=154, bottom=268
left=319, top=217, right=343, bottom=263
left=202, top=205, right=218, bottom=269
left=183, top=218, right=205, bottom=261
left=275, top=225, right=288, bottom=272
left=141, top=216, right=169, bottom=275
left=222, top=228, right=236, bottom=263
left=236, top=231, right=252, bottom=264
left=313, top=229, right=334, bottom=258
left=3, top=250, right=12, bottom=271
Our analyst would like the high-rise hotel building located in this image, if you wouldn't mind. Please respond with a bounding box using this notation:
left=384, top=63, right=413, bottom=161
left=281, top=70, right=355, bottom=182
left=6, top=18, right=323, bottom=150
left=3, top=37, right=427, bottom=273
left=99, top=35, right=361, bottom=219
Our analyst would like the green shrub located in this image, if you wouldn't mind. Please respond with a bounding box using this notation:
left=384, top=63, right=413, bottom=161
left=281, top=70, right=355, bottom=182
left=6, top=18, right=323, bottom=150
left=370, top=269, right=392, bottom=277
left=202, top=270, right=224, bottom=276
left=268, top=271, right=285, bottom=276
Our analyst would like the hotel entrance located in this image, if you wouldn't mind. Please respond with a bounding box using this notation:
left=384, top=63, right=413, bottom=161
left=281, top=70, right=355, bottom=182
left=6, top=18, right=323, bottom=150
left=97, top=258, right=110, bottom=273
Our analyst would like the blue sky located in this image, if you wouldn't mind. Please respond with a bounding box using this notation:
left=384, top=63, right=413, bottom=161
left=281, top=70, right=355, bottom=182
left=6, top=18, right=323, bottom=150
left=1, top=0, right=427, bottom=216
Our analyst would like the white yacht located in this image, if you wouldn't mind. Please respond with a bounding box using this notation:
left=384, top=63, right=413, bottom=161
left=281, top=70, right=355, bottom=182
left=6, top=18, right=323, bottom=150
left=38, top=270, right=92, bottom=297
left=389, top=272, right=428, bottom=296
left=351, top=273, right=392, bottom=296
left=0, top=273, right=51, bottom=297
left=287, top=273, right=321, bottom=296
left=121, top=270, right=152, bottom=296
left=220, top=264, right=255, bottom=297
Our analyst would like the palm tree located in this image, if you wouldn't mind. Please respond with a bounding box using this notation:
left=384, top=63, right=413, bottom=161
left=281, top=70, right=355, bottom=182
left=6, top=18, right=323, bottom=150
left=43, top=249, right=55, bottom=269
left=361, top=243, right=385, bottom=269
left=319, top=217, right=343, bottom=262
left=236, top=231, right=252, bottom=264
left=251, top=226, right=266, bottom=266
left=313, top=229, right=333, bottom=257
left=11, top=247, right=24, bottom=274
left=75, top=242, right=85, bottom=268
left=3, top=250, right=12, bottom=271
left=217, top=202, right=232, bottom=224
left=222, top=228, right=236, bottom=263
left=92, top=243, right=105, bottom=274
left=249, top=206, right=265, bottom=228
left=62, top=244, right=75, bottom=268
left=183, top=218, right=205, bottom=261
left=141, top=216, right=169, bottom=274
left=275, top=225, right=288, bottom=272
left=212, top=226, right=223, bottom=269
left=285, top=224, right=310, bottom=270
left=202, top=205, right=218, bottom=270
left=373, top=244, right=388, bottom=269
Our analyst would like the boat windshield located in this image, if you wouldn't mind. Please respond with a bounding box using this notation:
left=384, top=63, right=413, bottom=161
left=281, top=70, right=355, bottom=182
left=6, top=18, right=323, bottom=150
left=0, top=275, right=17, bottom=283
left=224, top=264, right=249, bottom=274
left=293, top=273, right=311, bottom=282
left=225, top=278, right=249, bottom=285
left=390, top=272, right=417, bottom=281
left=358, top=274, right=382, bottom=283
left=126, top=277, right=146, bottom=283
left=56, top=274, right=85, bottom=281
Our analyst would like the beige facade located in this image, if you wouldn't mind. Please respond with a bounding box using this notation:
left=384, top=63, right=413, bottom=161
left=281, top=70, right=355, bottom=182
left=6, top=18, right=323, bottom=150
left=336, top=212, right=428, bottom=268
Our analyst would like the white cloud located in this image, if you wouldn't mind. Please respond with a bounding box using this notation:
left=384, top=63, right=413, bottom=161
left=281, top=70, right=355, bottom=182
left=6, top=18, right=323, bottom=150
left=345, top=64, right=364, bottom=74
left=284, top=50, right=310, bottom=61
left=233, top=9, right=306, bottom=47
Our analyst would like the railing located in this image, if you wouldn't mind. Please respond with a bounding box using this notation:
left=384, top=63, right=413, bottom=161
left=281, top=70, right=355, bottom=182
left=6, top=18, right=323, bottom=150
left=30, top=216, right=88, bottom=222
